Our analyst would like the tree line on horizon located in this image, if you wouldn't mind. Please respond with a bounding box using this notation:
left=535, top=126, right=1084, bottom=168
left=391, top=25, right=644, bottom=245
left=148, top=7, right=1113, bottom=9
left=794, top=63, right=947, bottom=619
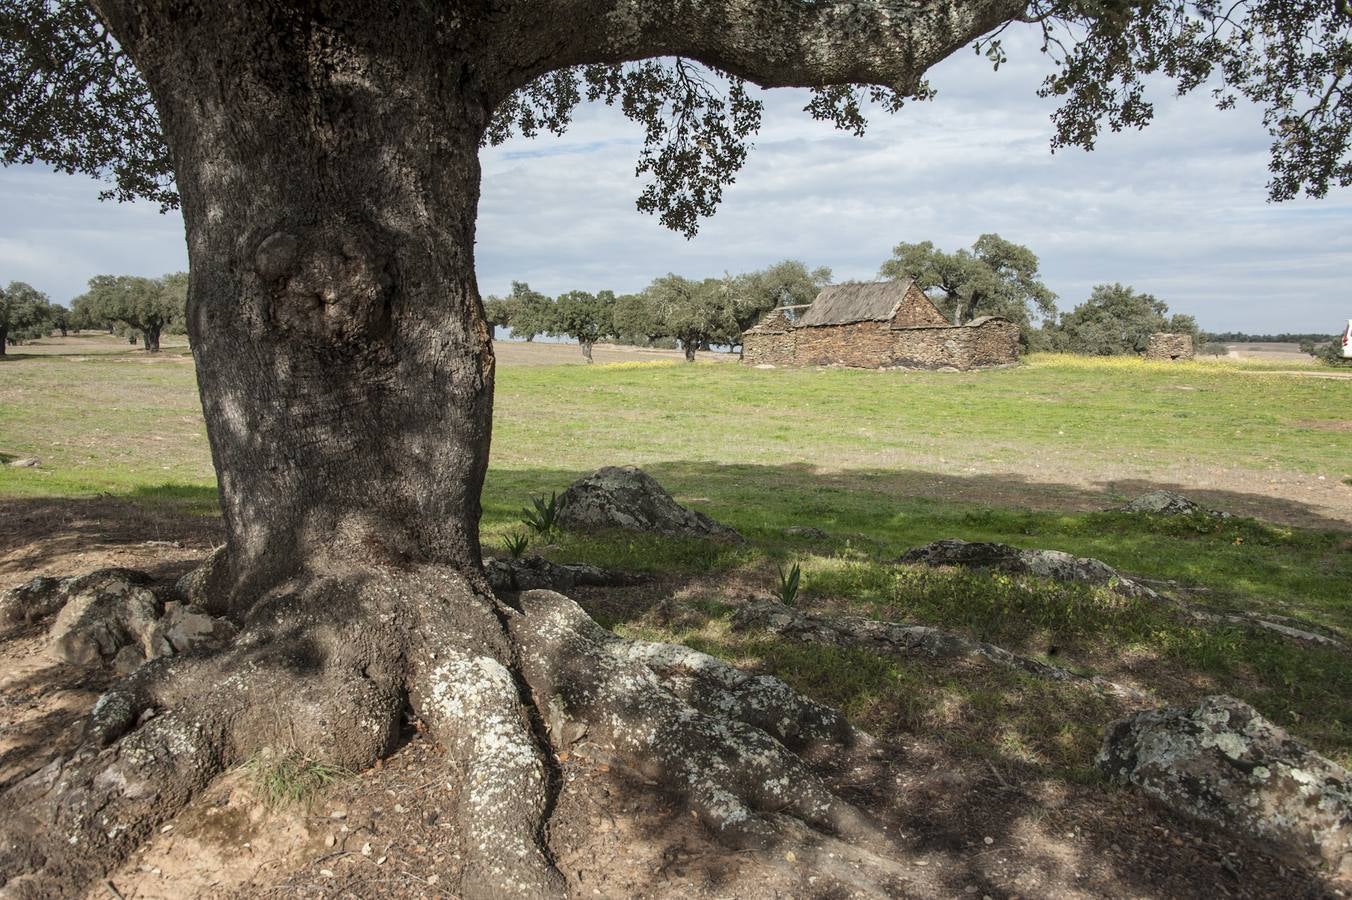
left=0, top=274, right=187, bottom=355
left=5, top=242, right=1341, bottom=362
left=483, top=260, right=832, bottom=362
left=485, top=235, right=1217, bottom=362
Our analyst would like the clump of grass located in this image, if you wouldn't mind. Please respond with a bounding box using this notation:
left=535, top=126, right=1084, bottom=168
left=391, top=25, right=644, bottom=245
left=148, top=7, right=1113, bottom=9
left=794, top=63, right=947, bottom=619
left=502, top=530, right=531, bottom=559
left=243, top=751, right=349, bottom=809
left=776, top=561, right=802, bottom=606
left=521, top=491, right=566, bottom=537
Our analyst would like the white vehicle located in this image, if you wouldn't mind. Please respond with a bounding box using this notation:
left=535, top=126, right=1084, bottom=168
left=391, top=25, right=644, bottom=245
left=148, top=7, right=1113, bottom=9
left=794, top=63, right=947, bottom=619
left=1343, top=319, right=1352, bottom=359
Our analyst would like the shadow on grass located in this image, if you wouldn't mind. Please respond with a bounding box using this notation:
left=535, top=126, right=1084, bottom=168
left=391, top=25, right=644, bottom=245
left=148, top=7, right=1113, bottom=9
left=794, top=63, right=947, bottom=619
left=0, top=485, right=222, bottom=583
left=0, top=467, right=1345, bottom=896
left=484, top=461, right=1352, bottom=618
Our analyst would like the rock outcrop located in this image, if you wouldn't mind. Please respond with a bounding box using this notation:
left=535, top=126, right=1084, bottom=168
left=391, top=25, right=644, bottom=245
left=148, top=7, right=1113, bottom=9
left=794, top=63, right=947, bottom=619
left=46, top=570, right=162, bottom=667
left=898, top=539, right=1160, bottom=600
left=1, top=568, right=238, bottom=674
left=1120, top=490, right=1227, bottom=517
left=557, top=466, right=743, bottom=542
left=1100, top=695, right=1352, bottom=876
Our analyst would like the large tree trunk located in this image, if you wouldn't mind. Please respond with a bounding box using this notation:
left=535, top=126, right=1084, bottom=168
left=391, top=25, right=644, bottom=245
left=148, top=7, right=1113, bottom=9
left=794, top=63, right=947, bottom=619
left=134, top=10, right=496, bottom=607
left=0, top=324, right=7, bottom=356
left=0, top=5, right=895, bottom=898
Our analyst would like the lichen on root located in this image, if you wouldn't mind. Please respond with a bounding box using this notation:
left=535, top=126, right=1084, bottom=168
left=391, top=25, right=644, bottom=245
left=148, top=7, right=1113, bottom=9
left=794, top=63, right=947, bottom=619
left=0, top=567, right=883, bottom=899
left=507, top=589, right=880, bottom=851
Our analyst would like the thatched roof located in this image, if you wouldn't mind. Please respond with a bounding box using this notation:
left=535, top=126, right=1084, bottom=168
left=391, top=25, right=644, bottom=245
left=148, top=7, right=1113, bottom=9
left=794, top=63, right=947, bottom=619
left=798, top=280, right=916, bottom=327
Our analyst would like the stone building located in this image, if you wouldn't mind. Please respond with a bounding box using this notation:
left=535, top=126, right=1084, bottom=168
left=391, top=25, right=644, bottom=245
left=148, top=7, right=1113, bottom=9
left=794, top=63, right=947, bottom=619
left=1144, top=332, right=1195, bottom=361
left=741, top=280, right=1020, bottom=370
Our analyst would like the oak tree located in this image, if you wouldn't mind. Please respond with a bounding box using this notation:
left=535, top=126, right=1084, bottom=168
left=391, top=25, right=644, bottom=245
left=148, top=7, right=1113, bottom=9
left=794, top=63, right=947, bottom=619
left=1052, top=282, right=1201, bottom=355
left=879, top=233, right=1057, bottom=330
left=1, top=0, right=1348, bottom=896
left=610, top=290, right=665, bottom=346
left=550, top=288, right=615, bottom=362
left=647, top=273, right=738, bottom=361
left=732, top=259, right=832, bottom=335
left=74, top=272, right=186, bottom=351
left=0, top=281, right=53, bottom=352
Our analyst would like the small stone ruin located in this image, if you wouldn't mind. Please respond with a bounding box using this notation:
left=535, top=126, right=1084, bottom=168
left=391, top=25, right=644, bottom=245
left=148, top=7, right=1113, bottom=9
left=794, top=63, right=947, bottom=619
left=1144, top=332, right=1194, bottom=361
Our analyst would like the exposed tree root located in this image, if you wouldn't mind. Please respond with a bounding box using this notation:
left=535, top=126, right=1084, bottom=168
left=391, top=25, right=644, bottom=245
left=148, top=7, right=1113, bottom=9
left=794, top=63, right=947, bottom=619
left=0, top=568, right=886, bottom=899
left=507, top=590, right=882, bottom=852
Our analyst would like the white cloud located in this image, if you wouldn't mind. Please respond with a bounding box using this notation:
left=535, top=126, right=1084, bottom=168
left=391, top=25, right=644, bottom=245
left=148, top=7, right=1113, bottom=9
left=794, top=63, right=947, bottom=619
left=3, top=30, right=1350, bottom=334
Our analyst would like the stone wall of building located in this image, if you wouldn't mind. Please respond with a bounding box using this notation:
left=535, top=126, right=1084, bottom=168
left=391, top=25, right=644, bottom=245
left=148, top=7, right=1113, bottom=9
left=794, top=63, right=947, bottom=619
left=889, top=318, right=1022, bottom=370
left=892, top=284, right=952, bottom=327
left=742, top=328, right=797, bottom=366
left=1144, top=332, right=1195, bottom=361
left=742, top=317, right=1019, bottom=370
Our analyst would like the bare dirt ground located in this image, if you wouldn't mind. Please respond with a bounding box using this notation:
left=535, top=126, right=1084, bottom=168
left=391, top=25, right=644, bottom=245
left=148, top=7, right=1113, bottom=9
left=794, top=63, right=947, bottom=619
left=9, top=333, right=737, bottom=367
left=1223, top=342, right=1317, bottom=362
left=0, top=520, right=1346, bottom=899
left=495, top=339, right=738, bottom=367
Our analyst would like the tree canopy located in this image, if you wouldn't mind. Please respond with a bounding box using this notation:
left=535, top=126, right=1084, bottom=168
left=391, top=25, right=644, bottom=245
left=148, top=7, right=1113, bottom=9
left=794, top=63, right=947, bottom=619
left=0, top=281, right=54, bottom=352
left=645, top=274, right=738, bottom=361
left=71, top=272, right=186, bottom=351
left=484, top=282, right=554, bottom=342
left=879, top=234, right=1057, bottom=332
left=549, top=289, right=616, bottom=362
left=730, top=260, right=833, bottom=334
left=3, top=0, right=1349, bottom=238
left=1050, top=282, right=1200, bottom=355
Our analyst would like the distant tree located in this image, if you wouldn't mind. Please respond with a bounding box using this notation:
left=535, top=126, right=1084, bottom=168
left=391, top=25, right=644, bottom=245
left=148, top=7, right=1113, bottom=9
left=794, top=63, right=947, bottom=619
left=879, top=234, right=1057, bottom=336
left=0, top=282, right=54, bottom=353
left=481, top=294, right=517, bottom=332
left=1054, top=283, right=1199, bottom=356
left=76, top=272, right=185, bottom=351
left=731, top=260, right=832, bottom=336
left=494, top=282, right=554, bottom=342
left=646, top=274, right=736, bottom=362
left=550, top=290, right=615, bottom=363
left=1209, top=332, right=1335, bottom=344
left=1310, top=338, right=1352, bottom=366
left=70, top=292, right=113, bottom=333
left=50, top=304, right=69, bottom=336
left=611, top=292, right=664, bottom=346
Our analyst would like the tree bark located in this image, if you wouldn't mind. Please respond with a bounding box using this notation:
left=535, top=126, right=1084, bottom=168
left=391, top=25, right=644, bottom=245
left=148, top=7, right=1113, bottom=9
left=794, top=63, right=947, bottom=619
left=683, top=341, right=697, bottom=362
left=0, top=324, right=7, bottom=356
left=581, top=339, right=594, bottom=362
left=93, top=3, right=499, bottom=606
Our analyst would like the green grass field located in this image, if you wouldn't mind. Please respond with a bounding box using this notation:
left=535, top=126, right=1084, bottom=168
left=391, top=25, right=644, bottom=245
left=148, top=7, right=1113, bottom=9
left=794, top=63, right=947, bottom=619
left=3, top=335, right=1351, bottom=775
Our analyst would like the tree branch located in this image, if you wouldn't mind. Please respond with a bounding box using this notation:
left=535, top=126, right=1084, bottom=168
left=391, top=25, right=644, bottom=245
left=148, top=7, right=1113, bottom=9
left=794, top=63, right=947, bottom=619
left=489, top=0, right=1032, bottom=95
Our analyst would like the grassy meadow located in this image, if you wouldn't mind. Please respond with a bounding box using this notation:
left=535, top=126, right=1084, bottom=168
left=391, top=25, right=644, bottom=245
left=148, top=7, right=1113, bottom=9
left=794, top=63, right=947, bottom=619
left=2, top=334, right=1351, bottom=778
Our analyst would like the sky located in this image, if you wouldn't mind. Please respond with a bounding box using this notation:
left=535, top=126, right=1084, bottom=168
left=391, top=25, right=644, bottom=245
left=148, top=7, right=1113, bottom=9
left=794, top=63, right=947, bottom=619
left=2, top=30, right=1350, bottom=335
